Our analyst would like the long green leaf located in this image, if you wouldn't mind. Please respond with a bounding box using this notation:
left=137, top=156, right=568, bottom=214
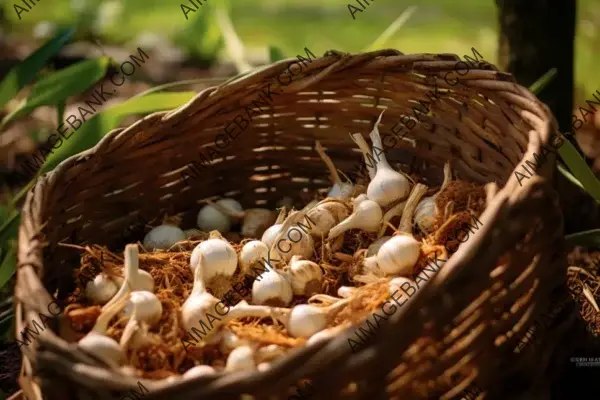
left=216, top=1, right=252, bottom=74
left=557, top=163, right=584, bottom=190
left=40, top=92, right=196, bottom=174
left=565, top=229, right=600, bottom=248
left=528, top=68, right=557, bottom=96
left=0, top=27, right=76, bottom=111
left=1, top=57, right=110, bottom=129
left=363, top=6, right=418, bottom=52
left=556, top=133, right=600, bottom=203
left=0, top=246, right=16, bottom=292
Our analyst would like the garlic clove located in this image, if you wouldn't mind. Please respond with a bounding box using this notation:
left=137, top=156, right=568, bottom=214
left=85, top=274, right=119, bottom=305
left=376, top=235, right=421, bottom=276
left=304, top=206, right=337, bottom=238
left=143, top=225, right=186, bottom=250
left=239, top=240, right=269, bottom=275
left=183, top=365, right=217, bottom=378
left=287, top=256, right=323, bottom=296
left=414, top=196, right=436, bottom=234
left=252, top=269, right=293, bottom=307
left=225, top=346, right=257, bottom=372
left=327, top=199, right=382, bottom=240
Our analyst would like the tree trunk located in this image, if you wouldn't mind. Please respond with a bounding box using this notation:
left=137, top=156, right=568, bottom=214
left=496, top=0, right=576, bottom=135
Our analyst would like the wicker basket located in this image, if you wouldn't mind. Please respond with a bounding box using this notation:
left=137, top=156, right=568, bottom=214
left=16, top=49, right=569, bottom=400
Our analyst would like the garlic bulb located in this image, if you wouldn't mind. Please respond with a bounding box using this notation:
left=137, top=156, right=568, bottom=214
left=78, top=296, right=127, bottom=367
left=252, top=268, right=293, bottom=306
left=286, top=256, right=323, bottom=296
left=181, top=252, right=228, bottom=339
left=305, top=199, right=350, bottom=238
left=260, top=207, right=287, bottom=248
left=315, top=140, right=354, bottom=199
left=123, top=291, right=162, bottom=324
left=189, top=231, right=237, bottom=280
left=255, top=344, right=286, bottom=363
left=120, top=291, right=162, bottom=352
left=306, top=324, right=349, bottom=346
left=367, top=236, right=392, bottom=256
left=414, top=161, right=452, bottom=234
left=271, top=224, right=315, bottom=263
left=183, top=365, right=217, bottom=378
left=364, top=184, right=427, bottom=276
left=287, top=299, right=349, bottom=338
left=85, top=274, right=119, bottom=304
left=225, top=345, right=256, bottom=372
left=352, top=193, right=368, bottom=209
left=197, top=198, right=243, bottom=233
left=239, top=240, right=269, bottom=275
left=143, top=224, right=186, bottom=250
left=327, top=199, right=382, bottom=240
left=366, top=111, right=411, bottom=208
left=219, top=330, right=250, bottom=354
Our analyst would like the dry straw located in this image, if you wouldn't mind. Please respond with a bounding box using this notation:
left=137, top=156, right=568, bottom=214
left=16, top=49, right=568, bottom=399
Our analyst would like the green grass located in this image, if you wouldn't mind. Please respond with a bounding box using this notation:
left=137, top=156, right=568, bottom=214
left=2, top=0, right=599, bottom=99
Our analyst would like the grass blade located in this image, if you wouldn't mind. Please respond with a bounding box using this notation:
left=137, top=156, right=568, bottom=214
left=0, top=246, right=16, bottom=291
left=528, top=67, right=558, bottom=95
left=556, top=133, right=600, bottom=203
left=565, top=229, right=600, bottom=248
left=1, top=57, right=110, bottom=129
left=40, top=92, right=196, bottom=174
left=215, top=1, right=253, bottom=73
left=0, top=27, right=76, bottom=111
left=557, top=163, right=584, bottom=190
left=363, top=6, right=417, bottom=52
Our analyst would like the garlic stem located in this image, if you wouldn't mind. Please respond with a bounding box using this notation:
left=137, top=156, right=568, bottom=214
left=103, top=244, right=138, bottom=311
left=378, top=200, right=407, bottom=237
left=440, top=161, right=452, bottom=191
left=315, top=140, right=351, bottom=194
left=398, top=184, right=428, bottom=235
left=349, top=133, right=376, bottom=180
left=368, top=110, right=388, bottom=169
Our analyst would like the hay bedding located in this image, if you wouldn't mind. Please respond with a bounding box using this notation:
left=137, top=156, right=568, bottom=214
left=54, top=174, right=485, bottom=380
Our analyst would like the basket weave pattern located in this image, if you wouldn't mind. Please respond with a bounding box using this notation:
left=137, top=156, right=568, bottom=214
left=16, top=49, right=567, bottom=400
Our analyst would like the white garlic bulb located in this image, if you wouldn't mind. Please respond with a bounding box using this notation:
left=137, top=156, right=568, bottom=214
left=261, top=224, right=283, bottom=248
left=239, top=240, right=269, bottom=275
left=225, top=346, right=256, bottom=372
left=365, top=184, right=427, bottom=276
left=376, top=235, right=421, bottom=276
left=286, top=256, right=323, bottom=296
left=219, top=330, right=250, bottom=354
left=78, top=297, right=127, bottom=367
left=414, top=161, right=452, bottom=234
left=85, top=274, right=119, bottom=304
left=366, top=111, right=411, bottom=208
left=123, top=291, right=162, bottom=324
left=143, top=225, right=186, bottom=250
left=270, top=225, right=315, bottom=263
left=183, top=365, right=217, bottom=378
left=352, top=193, right=368, bottom=209
left=189, top=231, right=237, bottom=280
left=367, top=236, right=392, bottom=256
left=197, top=204, right=233, bottom=233
left=287, top=299, right=349, bottom=338
left=327, top=199, right=382, bottom=240
left=252, top=269, right=293, bottom=307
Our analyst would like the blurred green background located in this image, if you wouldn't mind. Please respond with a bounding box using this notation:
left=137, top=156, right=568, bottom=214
left=2, top=0, right=598, bottom=98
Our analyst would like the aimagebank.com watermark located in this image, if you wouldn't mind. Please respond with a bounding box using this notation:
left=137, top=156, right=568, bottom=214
left=570, top=357, right=600, bottom=367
